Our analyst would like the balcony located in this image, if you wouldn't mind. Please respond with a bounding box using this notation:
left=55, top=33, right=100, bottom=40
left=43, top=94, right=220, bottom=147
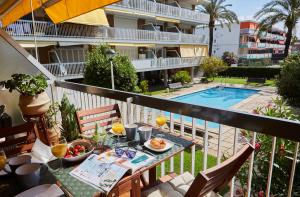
left=106, top=0, right=209, bottom=24
left=240, top=53, right=272, bottom=59
left=4, top=20, right=207, bottom=45
left=48, top=80, right=300, bottom=196
left=43, top=57, right=202, bottom=78
left=240, top=42, right=285, bottom=49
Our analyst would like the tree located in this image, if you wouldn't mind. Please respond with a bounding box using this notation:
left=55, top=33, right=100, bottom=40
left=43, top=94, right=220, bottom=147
left=255, top=0, right=300, bottom=58
left=198, top=0, right=239, bottom=56
left=200, top=56, right=228, bottom=80
left=276, top=53, right=300, bottom=106
left=84, top=45, right=138, bottom=92
left=172, top=71, right=191, bottom=84
left=222, top=51, right=238, bottom=66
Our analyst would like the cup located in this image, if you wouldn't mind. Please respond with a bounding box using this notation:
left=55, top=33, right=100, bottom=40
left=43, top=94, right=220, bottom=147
left=15, top=163, right=41, bottom=189
left=8, top=155, right=31, bottom=174
left=138, top=126, right=152, bottom=144
left=125, top=124, right=137, bottom=141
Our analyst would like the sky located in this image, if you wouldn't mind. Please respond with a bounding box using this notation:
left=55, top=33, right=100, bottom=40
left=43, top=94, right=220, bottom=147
left=223, top=0, right=299, bottom=36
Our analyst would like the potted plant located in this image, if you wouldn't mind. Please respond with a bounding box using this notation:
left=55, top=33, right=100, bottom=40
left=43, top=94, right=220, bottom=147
left=59, top=94, right=80, bottom=142
left=44, top=102, right=61, bottom=144
left=0, top=74, right=50, bottom=115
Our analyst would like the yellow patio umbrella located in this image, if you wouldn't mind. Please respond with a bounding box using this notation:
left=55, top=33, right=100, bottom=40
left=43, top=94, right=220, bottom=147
left=0, top=0, right=120, bottom=27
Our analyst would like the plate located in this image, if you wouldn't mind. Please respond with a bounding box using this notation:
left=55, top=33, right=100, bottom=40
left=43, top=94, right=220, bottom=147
left=108, top=128, right=126, bottom=136
left=144, top=139, right=174, bottom=152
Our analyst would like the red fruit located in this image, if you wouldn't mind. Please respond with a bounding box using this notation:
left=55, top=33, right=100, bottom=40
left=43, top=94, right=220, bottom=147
left=79, top=146, right=86, bottom=152
left=75, top=145, right=81, bottom=149
left=64, top=155, right=72, bottom=158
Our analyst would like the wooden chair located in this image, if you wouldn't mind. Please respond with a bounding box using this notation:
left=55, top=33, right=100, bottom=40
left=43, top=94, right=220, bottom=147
left=0, top=122, right=39, bottom=157
left=142, top=144, right=254, bottom=197
left=76, top=104, right=121, bottom=133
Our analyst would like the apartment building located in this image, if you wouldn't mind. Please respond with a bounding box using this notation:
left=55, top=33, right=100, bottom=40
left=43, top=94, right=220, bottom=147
left=3, top=0, right=209, bottom=85
left=196, top=21, right=286, bottom=65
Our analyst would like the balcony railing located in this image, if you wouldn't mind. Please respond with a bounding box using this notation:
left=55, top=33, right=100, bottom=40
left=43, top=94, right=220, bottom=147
left=240, top=42, right=285, bottom=49
left=51, top=80, right=300, bottom=197
left=239, top=53, right=272, bottom=59
left=5, top=20, right=207, bottom=45
left=43, top=57, right=202, bottom=77
left=106, top=0, right=209, bottom=24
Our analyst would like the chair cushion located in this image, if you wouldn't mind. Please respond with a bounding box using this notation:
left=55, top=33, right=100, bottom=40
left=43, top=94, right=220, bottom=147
left=142, top=172, right=221, bottom=197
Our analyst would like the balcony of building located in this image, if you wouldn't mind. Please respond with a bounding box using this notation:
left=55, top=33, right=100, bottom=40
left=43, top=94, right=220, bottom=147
left=1, top=27, right=300, bottom=197
left=105, top=0, right=209, bottom=25
left=4, top=20, right=207, bottom=45
left=239, top=42, right=285, bottom=49
left=42, top=56, right=203, bottom=79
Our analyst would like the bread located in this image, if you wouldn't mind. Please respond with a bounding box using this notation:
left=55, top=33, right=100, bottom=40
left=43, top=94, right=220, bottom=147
left=150, top=138, right=166, bottom=149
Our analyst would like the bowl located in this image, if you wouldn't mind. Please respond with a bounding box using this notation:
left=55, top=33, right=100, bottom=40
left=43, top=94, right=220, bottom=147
left=63, top=140, right=94, bottom=162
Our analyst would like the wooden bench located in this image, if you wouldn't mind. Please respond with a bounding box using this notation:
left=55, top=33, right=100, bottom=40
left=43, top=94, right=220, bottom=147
left=247, top=77, right=266, bottom=84
left=168, top=82, right=183, bottom=90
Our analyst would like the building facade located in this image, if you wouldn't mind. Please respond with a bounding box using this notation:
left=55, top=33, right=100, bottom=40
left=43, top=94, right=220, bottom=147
left=196, top=21, right=286, bottom=65
left=3, top=0, right=209, bottom=84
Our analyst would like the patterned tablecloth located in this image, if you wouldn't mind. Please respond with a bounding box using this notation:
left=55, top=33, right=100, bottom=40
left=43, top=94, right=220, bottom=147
left=53, top=129, right=193, bottom=197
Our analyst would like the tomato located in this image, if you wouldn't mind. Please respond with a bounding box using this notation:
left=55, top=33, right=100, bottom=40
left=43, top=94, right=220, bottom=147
left=64, top=155, right=72, bottom=158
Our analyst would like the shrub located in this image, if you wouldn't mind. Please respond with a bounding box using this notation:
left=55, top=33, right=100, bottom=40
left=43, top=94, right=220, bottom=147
left=276, top=53, right=300, bottom=106
left=200, top=57, right=227, bottom=79
left=84, top=45, right=138, bottom=92
left=172, top=71, right=191, bottom=84
left=139, top=80, right=149, bottom=93
left=237, top=97, right=299, bottom=196
left=219, top=67, right=281, bottom=79
left=222, top=51, right=238, bottom=66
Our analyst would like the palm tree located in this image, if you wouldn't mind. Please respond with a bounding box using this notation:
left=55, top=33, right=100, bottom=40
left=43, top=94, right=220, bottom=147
left=198, top=0, right=239, bottom=56
left=255, top=0, right=300, bottom=58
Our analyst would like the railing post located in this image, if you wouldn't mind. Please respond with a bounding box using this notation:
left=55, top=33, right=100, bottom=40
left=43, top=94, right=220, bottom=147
left=126, top=97, right=133, bottom=125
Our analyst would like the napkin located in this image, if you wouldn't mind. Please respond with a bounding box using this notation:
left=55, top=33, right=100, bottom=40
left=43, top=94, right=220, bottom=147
left=30, top=139, right=55, bottom=163
left=35, top=184, right=64, bottom=197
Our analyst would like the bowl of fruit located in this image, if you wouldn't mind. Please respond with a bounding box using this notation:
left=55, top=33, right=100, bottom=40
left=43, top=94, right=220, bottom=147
left=63, top=140, right=94, bottom=162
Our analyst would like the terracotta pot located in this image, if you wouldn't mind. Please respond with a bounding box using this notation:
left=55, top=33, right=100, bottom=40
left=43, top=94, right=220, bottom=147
left=47, top=126, right=61, bottom=145
left=19, top=92, right=51, bottom=115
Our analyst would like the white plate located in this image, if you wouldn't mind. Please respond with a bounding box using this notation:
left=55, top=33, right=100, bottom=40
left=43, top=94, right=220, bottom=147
left=108, top=128, right=126, bottom=136
left=15, top=184, right=64, bottom=197
left=144, top=139, right=174, bottom=152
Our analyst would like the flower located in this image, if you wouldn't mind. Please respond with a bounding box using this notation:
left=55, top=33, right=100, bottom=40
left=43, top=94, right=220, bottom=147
left=258, top=190, right=264, bottom=197
left=255, top=142, right=261, bottom=151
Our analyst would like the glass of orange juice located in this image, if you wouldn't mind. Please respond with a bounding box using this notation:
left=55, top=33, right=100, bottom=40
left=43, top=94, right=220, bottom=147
left=0, top=150, right=7, bottom=172
left=156, top=115, right=167, bottom=130
left=112, top=119, right=125, bottom=145
left=50, top=137, right=68, bottom=173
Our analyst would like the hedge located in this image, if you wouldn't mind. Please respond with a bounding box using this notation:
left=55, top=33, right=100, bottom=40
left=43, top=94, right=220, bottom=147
left=219, top=67, right=281, bottom=79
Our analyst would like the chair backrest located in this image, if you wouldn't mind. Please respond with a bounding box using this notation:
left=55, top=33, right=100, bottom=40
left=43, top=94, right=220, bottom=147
left=0, top=122, right=39, bottom=157
left=185, top=144, right=254, bottom=197
left=76, top=104, right=121, bottom=133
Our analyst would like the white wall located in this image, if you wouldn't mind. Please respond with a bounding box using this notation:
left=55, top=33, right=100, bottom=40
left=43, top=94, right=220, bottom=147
left=114, top=16, right=137, bottom=29
left=196, top=23, right=240, bottom=58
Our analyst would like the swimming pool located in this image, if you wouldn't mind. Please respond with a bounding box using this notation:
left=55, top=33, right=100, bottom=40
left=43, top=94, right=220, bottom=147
left=169, top=87, right=259, bottom=128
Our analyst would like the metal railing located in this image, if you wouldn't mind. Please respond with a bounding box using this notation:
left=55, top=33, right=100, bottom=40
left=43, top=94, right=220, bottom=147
left=5, top=20, right=207, bottom=44
left=52, top=80, right=300, bottom=197
left=240, top=42, right=285, bottom=49
left=43, top=57, right=202, bottom=77
left=107, top=0, right=209, bottom=24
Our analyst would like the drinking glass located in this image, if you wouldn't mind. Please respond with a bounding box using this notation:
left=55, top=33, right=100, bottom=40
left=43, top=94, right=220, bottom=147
left=50, top=137, right=68, bottom=173
left=112, top=119, right=125, bottom=145
left=156, top=115, right=167, bottom=130
left=0, top=150, right=7, bottom=172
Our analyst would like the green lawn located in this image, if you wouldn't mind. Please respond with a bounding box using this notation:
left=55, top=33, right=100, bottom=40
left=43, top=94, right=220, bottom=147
left=212, top=77, right=276, bottom=87
left=156, top=148, right=217, bottom=178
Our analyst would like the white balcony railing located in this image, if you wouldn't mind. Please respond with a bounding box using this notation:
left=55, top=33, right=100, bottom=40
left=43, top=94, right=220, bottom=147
left=240, top=42, right=285, bottom=49
left=43, top=57, right=202, bottom=77
left=5, top=20, right=207, bottom=45
left=107, top=0, right=209, bottom=24
left=239, top=53, right=272, bottom=59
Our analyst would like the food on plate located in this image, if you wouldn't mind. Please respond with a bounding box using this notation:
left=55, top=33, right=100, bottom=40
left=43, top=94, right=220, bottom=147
left=150, top=138, right=166, bottom=149
left=64, top=144, right=87, bottom=158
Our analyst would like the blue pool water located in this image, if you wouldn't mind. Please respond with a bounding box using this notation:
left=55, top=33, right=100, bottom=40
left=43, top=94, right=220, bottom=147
left=169, top=87, right=258, bottom=128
